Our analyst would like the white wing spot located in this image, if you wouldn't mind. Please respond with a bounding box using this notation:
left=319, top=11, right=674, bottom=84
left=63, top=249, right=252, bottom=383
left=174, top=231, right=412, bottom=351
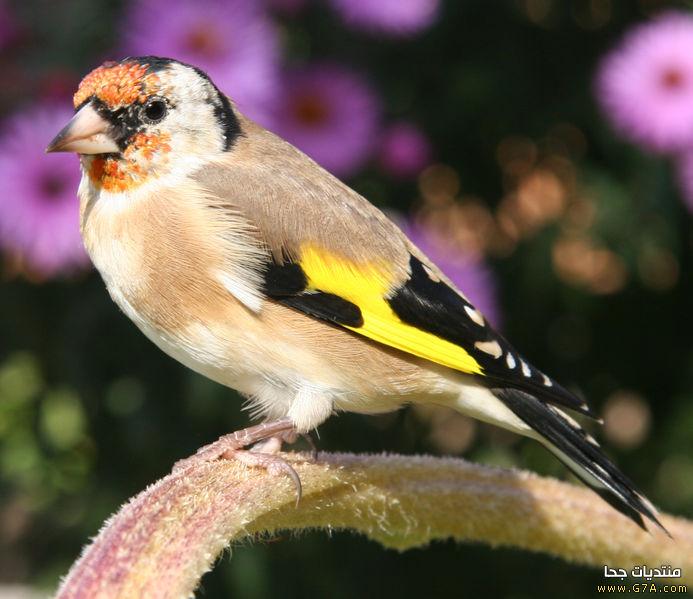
left=464, top=305, right=485, bottom=326
left=553, top=406, right=581, bottom=430
left=593, top=462, right=611, bottom=480
left=521, top=361, right=531, bottom=377
left=542, top=374, right=553, bottom=387
left=475, top=340, right=502, bottom=359
left=506, top=353, right=516, bottom=369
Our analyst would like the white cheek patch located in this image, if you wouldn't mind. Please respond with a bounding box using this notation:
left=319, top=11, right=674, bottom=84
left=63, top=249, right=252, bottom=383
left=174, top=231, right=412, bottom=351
left=164, top=62, right=228, bottom=154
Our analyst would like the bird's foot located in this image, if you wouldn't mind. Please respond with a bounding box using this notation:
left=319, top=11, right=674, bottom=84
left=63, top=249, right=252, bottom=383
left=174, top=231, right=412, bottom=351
left=172, top=418, right=308, bottom=503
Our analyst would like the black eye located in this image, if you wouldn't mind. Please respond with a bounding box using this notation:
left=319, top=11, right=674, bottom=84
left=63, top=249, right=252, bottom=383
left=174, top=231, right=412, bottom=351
left=142, top=98, right=167, bottom=123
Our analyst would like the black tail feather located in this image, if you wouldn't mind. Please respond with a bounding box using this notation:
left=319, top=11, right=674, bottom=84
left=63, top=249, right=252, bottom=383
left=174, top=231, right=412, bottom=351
left=487, top=372, right=599, bottom=420
left=494, top=388, right=667, bottom=534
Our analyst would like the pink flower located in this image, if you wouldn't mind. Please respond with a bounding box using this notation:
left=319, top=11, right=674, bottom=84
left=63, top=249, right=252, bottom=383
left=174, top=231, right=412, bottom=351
left=122, top=0, right=279, bottom=125
left=596, top=11, right=693, bottom=153
left=0, top=106, right=88, bottom=278
left=378, top=121, right=432, bottom=178
left=329, top=0, right=439, bottom=37
left=272, top=64, right=380, bottom=176
left=402, top=218, right=500, bottom=327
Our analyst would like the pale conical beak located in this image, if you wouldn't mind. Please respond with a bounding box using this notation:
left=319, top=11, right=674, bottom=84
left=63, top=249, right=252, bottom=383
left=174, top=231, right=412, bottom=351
left=46, top=103, right=120, bottom=154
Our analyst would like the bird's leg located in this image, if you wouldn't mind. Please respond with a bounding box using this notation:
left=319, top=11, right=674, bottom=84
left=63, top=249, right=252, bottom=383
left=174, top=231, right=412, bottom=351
left=250, top=430, right=317, bottom=458
left=250, top=435, right=284, bottom=454
left=173, top=418, right=307, bottom=502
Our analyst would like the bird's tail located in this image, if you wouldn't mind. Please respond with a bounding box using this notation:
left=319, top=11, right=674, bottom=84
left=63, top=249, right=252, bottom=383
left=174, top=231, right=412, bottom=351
left=493, top=388, right=666, bottom=534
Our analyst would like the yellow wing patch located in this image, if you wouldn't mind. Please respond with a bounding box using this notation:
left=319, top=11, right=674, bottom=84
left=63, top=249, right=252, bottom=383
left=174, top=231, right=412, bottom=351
left=299, top=245, right=483, bottom=375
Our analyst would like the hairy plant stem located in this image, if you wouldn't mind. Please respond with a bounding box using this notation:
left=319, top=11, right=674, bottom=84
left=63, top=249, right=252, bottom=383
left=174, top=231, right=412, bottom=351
left=56, top=453, right=692, bottom=598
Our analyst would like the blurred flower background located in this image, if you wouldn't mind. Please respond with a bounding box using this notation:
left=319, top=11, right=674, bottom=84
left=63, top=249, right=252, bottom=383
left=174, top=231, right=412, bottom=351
left=1, top=1, right=693, bottom=597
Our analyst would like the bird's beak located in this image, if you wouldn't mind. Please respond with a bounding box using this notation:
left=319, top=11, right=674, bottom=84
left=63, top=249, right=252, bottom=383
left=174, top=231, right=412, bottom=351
left=46, top=103, right=120, bottom=154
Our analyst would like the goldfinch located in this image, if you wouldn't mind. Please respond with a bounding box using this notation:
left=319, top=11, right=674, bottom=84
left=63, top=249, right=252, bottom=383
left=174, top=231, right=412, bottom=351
left=47, top=56, right=662, bottom=532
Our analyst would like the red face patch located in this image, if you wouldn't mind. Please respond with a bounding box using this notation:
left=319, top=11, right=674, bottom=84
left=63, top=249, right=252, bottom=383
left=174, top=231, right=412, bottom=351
left=87, top=131, right=172, bottom=192
left=74, top=61, right=160, bottom=110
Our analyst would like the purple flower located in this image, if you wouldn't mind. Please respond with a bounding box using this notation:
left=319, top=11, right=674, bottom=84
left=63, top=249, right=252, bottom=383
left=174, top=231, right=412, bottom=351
left=272, top=64, right=380, bottom=176
left=378, top=121, right=432, bottom=179
left=329, top=0, right=439, bottom=36
left=401, top=218, right=500, bottom=327
left=596, top=11, right=693, bottom=153
left=121, top=0, right=279, bottom=125
left=0, top=106, right=88, bottom=278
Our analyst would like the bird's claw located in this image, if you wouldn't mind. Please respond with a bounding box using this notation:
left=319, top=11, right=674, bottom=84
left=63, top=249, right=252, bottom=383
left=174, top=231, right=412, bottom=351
left=172, top=418, right=308, bottom=504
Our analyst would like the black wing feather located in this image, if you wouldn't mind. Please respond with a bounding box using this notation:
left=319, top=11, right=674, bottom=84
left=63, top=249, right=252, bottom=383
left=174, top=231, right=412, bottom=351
left=388, top=256, right=596, bottom=418
left=262, top=260, right=363, bottom=327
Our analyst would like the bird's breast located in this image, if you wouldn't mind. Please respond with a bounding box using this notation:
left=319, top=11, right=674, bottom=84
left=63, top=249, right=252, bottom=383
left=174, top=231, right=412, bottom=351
left=78, top=181, right=333, bottom=397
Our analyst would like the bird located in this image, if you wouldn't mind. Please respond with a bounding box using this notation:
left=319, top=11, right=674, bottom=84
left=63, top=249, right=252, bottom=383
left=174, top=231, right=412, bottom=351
left=47, top=55, right=663, bottom=532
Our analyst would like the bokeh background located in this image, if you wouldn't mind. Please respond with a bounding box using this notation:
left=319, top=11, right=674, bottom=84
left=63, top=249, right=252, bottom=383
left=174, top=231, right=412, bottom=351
left=1, top=0, right=693, bottom=597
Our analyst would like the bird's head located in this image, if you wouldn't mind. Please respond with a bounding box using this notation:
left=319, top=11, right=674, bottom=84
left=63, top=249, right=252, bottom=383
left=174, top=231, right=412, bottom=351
left=46, top=56, right=239, bottom=192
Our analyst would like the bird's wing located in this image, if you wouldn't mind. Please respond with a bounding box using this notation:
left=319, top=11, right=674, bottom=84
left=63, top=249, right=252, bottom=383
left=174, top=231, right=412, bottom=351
left=263, top=244, right=595, bottom=418
left=193, top=122, right=594, bottom=418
